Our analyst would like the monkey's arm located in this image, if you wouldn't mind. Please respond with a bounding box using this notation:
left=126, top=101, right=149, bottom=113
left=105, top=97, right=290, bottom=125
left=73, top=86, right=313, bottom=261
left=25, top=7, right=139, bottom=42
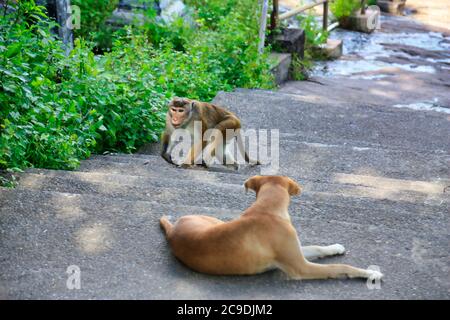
left=209, top=115, right=241, bottom=152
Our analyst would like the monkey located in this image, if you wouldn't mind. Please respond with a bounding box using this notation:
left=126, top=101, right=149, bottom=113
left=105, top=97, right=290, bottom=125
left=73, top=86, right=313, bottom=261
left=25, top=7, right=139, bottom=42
left=161, top=97, right=260, bottom=169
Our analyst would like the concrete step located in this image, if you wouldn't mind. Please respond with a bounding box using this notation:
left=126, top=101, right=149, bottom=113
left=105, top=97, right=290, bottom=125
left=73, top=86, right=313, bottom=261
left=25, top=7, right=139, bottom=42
left=1, top=188, right=448, bottom=299
left=270, top=52, right=292, bottom=85
left=82, top=138, right=450, bottom=183
left=377, top=0, right=406, bottom=15
left=79, top=154, right=258, bottom=181
left=9, top=169, right=448, bottom=230
left=212, top=90, right=450, bottom=154
left=1, top=187, right=446, bottom=245
left=19, top=166, right=450, bottom=206
left=317, top=39, right=343, bottom=59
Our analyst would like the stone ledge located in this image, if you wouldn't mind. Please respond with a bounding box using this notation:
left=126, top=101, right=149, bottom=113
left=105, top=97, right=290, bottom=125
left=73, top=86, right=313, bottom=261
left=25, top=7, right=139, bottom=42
left=377, top=0, right=406, bottom=15
left=349, top=8, right=381, bottom=33
left=271, top=28, right=305, bottom=58
left=317, top=39, right=343, bottom=59
left=338, top=7, right=381, bottom=33
left=270, top=52, right=292, bottom=85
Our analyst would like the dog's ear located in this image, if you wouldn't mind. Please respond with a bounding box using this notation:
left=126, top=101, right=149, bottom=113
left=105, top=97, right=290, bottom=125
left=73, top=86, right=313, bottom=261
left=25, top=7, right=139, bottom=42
left=288, top=178, right=302, bottom=196
left=244, top=176, right=262, bottom=194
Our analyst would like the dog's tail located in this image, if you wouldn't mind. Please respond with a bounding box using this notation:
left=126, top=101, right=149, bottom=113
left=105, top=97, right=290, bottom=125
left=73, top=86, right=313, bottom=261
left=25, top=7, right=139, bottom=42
left=160, top=215, right=174, bottom=238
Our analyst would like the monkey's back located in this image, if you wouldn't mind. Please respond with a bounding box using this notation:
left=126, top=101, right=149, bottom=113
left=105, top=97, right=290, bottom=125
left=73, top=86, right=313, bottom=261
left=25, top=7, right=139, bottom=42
left=197, top=103, right=240, bottom=130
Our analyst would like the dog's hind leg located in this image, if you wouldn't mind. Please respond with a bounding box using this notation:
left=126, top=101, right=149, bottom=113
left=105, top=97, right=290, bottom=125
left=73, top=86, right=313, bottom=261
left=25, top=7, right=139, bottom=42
left=275, top=231, right=383, bottom=281
left=302, top=244, right=346, bottom=261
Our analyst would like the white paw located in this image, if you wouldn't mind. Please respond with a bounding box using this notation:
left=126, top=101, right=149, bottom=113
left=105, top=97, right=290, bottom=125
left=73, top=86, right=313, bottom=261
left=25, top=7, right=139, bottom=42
left=330, top=244, right=346, bottom=255
left=366, top=269, right=384, bottom=281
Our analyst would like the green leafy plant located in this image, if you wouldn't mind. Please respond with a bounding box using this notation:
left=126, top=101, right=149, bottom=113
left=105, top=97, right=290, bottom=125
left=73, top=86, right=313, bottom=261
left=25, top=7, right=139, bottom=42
left=0, top=169, right=19, bottom=188
left=290, top=53, right=311, bottom=81
left=185, top=0, right=238, bottom=29
left=330, top=0, right=361, bottom=19
left=1, top=0, right=273, bottom=174
left=290, top=13, right=329, bottom=80
left=0, top=1, right=166, bottom=171
left=71, top=0, right=119, bottom=52
left=297, top=14, right=329, bottom=47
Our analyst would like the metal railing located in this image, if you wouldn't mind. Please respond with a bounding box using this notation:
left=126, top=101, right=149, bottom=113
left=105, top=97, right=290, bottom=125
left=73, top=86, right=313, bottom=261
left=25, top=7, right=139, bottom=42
left=270, top=0, right=331, bottom=32
left=259, top=0, right=368, bottom=53
left=271, top=0, right=368, bottom=30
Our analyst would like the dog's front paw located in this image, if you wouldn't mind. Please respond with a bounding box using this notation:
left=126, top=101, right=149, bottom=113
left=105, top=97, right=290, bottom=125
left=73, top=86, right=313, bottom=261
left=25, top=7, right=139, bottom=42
left=366, top=269, right=384, bottom=281
left=329, top=243, right=346, bottom=255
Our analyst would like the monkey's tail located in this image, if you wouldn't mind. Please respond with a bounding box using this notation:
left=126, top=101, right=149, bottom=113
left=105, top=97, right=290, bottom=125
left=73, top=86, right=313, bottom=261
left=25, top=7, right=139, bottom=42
left=160, top=216, right=174, bottom=238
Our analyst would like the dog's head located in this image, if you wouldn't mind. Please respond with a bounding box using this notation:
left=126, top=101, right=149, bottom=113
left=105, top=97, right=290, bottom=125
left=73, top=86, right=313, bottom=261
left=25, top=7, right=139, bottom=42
left=244, top=175, right=302, bottom=196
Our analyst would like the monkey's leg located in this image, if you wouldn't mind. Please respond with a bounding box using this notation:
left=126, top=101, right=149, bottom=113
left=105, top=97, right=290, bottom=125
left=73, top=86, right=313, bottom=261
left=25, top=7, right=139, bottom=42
left=235, top=130, right=261, bottom=166
left=202, top=129, right=226, bottom=167
left=182, top=140, right=204, bottom=168
left=223, top=142, right=239, bottom=170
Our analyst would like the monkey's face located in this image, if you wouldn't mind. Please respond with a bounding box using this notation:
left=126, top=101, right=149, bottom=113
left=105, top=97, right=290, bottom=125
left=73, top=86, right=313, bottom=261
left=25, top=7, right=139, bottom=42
left=168, top=98, right=192, bottom=128
left=170, top=106, right=189, bottom=128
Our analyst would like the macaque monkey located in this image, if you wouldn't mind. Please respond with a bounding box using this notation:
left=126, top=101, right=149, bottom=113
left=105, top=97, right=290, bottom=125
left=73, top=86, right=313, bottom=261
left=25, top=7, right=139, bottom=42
left=161, top=97, right=260, bottom=169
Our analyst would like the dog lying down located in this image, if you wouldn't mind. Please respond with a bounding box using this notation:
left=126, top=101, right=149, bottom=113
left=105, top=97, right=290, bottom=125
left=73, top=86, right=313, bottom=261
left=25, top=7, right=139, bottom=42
left=160, top=175, right=383, bottom=281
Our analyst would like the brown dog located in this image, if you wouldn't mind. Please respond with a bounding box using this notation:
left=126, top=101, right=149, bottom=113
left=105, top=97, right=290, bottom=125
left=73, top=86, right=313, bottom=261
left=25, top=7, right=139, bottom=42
left=160, top=176, right=383, bottom=281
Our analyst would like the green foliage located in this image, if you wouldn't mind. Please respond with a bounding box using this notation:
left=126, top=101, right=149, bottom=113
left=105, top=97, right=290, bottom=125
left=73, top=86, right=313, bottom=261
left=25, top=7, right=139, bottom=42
left=291, top=13, right=329, bottom=81
left=291, top=53, right=311, bottom=81
left=188, top=2, right=273, bottom=89
left=0, top=2, right=166, bottom=171
left=297, top=14, right=329, bottom=46
left=0, top=0, right=273, bottom=174
left=71, top=0, right=119, bottom=51
left=140, top=0, right=273, bottom=90
left=330, top=0, right=361, bottom=19
left=1, top=1, right=89, bottom=171
left=185, top=0, right=238, bottom=29
left=0, top=169, right=18, bottom=188
left=141, top=14, right=194, bottom=52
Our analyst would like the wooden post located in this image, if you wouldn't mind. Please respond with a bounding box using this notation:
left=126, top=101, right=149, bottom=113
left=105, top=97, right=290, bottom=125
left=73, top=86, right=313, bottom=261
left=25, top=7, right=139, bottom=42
left=361, top=0, right=367, bottom=14
left=258, top=0, right=269, bottom=54
left=270, top=0, right=279, bottom=31
left=323, top=0, right=328, bottom=32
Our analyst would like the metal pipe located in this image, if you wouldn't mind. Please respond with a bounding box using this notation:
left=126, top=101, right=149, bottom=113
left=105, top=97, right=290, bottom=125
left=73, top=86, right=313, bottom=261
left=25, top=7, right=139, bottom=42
left=258, top=0, right=269, bottom=54
left=327, top=21, right=339, bottom=32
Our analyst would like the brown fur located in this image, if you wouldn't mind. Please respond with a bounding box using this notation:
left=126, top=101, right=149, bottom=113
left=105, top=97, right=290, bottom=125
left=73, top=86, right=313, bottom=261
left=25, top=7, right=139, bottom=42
left=160, top=176, right=383, bottom=281
left=161, top=97, right=259, bottom=167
